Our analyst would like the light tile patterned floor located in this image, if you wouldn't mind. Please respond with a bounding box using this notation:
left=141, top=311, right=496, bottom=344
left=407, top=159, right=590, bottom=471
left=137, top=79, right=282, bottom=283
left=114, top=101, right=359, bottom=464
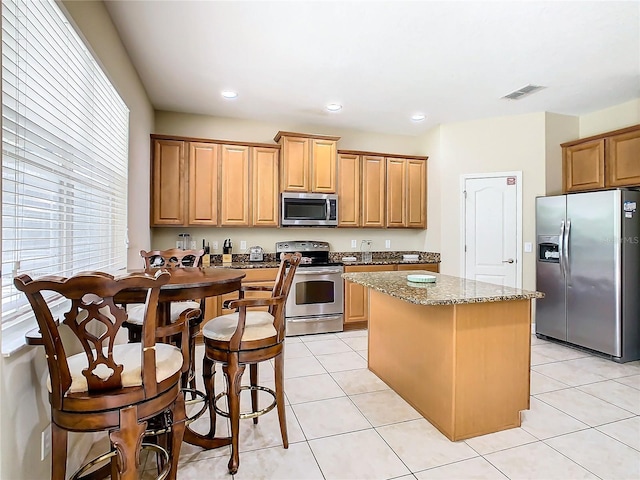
left=85, top=331, right=640, bottom=479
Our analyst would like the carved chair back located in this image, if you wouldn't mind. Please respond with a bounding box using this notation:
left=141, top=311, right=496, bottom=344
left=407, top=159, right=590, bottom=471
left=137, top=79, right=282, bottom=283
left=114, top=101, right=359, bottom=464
left=14, top=270, right=170, bottom=409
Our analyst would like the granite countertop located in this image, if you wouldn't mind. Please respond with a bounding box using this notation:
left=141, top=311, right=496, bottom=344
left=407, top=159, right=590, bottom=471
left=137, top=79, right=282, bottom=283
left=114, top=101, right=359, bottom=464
left=342, top=270, right=544, bottom=306
left=206, top=251, right=440, bottom=269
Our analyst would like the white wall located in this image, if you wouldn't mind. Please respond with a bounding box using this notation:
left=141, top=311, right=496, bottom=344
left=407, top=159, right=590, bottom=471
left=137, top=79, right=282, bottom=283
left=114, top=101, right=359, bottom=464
left=0, top=2, right=154, bottom=478
left=152, top=111, right=433, bottom=254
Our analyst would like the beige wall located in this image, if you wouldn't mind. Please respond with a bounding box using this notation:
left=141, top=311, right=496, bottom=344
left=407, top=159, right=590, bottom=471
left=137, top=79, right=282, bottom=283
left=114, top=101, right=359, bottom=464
left=544, top=113, right=579, bottom=195
left=579, top=98, right=640, bottom=137
left=435, top=112, right=548, bottom=290
left=152, top=111, right=432, bottom=254
left=0, top=2, right=154, bottom=478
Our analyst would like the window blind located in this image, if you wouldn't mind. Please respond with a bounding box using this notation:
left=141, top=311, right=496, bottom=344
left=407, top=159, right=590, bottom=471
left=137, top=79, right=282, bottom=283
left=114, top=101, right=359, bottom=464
left=1, top=0, right=129, bottom=353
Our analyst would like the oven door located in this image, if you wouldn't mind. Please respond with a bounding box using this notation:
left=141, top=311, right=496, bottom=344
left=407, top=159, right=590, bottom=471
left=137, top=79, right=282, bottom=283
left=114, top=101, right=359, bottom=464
left=286, top=266, right=344, bottom=318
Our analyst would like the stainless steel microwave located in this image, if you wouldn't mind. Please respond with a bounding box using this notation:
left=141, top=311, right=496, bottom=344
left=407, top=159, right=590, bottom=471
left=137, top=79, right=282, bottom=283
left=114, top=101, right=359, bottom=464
left=281, top=192, right=338, bottom=227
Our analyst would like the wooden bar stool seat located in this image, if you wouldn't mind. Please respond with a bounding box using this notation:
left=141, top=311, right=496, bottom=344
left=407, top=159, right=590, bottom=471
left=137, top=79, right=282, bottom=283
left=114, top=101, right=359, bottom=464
left=202, top=252, right=301, bottom=474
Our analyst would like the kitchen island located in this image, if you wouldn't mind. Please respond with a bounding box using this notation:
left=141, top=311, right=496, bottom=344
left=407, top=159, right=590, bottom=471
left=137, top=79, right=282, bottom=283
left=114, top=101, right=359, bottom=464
left=342, top=270, right=543, bottom=441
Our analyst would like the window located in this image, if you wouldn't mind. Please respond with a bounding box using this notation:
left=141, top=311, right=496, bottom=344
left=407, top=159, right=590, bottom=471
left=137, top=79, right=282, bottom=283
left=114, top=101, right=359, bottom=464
left=1, top=0, right=129, bottom=354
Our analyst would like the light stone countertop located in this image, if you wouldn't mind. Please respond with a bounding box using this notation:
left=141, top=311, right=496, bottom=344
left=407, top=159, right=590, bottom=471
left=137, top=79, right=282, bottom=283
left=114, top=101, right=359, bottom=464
left=342, top=270, right=544, bottom=306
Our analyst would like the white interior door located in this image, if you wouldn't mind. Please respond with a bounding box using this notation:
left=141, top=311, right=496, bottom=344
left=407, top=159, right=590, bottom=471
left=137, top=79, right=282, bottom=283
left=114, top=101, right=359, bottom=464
left=463, top=173, right=521, bottom=288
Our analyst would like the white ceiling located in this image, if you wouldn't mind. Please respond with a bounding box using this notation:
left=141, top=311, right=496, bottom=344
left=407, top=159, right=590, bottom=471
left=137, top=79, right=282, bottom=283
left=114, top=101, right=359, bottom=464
left=104, top=1, right=640, bottom=136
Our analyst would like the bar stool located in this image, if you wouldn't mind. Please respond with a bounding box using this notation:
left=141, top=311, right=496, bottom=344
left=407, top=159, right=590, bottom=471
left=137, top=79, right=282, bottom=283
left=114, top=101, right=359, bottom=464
left=124, top=248, right=205, bottom=391
left=201, top=252, right=301, bottom=474
left=14, top=270, right=188, bottom=480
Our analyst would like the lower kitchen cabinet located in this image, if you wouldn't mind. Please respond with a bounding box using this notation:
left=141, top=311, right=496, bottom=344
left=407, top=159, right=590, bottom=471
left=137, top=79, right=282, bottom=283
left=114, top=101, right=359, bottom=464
left=396, top=263, right=439, bottom=272
left=344, top=263, right=440, bottom=330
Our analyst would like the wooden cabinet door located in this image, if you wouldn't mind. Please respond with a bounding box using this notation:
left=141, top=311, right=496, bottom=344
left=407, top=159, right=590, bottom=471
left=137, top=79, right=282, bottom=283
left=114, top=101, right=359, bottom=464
left=220, top=144, right=250, bottom=226
left=361, top=155, right=386, bottom=227
left=311, top=139, right=337, bottom=193
left=563, top=139, right=605, bottom=192
left=252, top=147, right=279, bottom=226
left=406, top=159, right=427, bottom=228
left=188, top=142, right=219, bottom=225
left=151, top=139, right=185, bottom=225
left=397, top=263, right=439, bottom=272
left=386, top=158, right=406, bottom=227
left=338, top=153, right=360, bottom=227
left=280, top=136, right=309, bottom=192
left=344, top=265, right=395, bottom=326
left=607, top=128, right=640, bottom=187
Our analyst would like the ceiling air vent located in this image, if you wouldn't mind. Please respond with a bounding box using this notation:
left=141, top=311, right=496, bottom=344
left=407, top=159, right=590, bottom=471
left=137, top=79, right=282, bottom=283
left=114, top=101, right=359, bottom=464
left=502, top=84, right=545, bottom=100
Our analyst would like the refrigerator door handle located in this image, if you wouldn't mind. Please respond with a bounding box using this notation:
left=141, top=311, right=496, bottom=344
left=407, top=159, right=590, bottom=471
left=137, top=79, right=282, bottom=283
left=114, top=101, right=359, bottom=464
left=559, top=220, right=566, bottom=277
left=564, top=218, right=572, bottom=282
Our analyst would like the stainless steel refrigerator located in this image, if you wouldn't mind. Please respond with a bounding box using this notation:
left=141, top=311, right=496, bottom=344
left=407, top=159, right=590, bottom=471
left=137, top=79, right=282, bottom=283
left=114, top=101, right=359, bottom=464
left=536, top=189, right=640, bottom=363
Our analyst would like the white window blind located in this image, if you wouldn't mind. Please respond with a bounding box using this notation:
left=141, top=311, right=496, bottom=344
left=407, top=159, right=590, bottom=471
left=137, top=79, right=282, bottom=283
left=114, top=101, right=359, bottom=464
left=1, top=0, right=129, bottom=353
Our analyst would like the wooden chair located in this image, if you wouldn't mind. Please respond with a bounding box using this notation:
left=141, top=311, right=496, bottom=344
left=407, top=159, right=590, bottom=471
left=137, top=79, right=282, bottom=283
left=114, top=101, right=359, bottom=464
left=14, top=270, right=191, bottom=480
left=201, top=252, right=302, bottom=474
left=124, top=248, right=205, bottom=391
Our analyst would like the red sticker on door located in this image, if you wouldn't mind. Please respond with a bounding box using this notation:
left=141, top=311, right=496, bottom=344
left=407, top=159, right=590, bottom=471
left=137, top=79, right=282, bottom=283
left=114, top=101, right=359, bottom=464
left=507, top=177, right=516, bottom=185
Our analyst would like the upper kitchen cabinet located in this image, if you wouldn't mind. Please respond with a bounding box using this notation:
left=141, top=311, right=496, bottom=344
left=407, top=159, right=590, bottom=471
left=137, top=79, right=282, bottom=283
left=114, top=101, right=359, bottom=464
left=220, top=144, right=250, bottom=226
left=563, top=124, right=640, bottom=193
left=406, top=159, right=427, bottom=228
left=150, top=135, right=280, bottom=227
left=251, top=146, right=280, bottom=226
left=151, top=138, right=186, bottom=225
left=562, top=139, right=605, bottom=192
left=275, top=131, right=340, bottom=193
left=188, top=142, right=219, bottom=225
left=607, top=127, right=640, bottom=187
left=386, top=157, right=427, bottom=228
left=361, top=155, right=386, bottom=228
left=337, top=153, right=361, bottom=227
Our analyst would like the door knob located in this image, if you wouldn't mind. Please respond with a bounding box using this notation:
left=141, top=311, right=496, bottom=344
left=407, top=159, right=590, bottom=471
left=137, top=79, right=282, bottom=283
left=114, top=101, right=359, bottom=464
left=502, top=258, right=515, bottom=264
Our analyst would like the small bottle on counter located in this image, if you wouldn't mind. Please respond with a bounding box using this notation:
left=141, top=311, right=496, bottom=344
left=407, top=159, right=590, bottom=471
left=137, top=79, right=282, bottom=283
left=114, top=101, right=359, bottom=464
left=202, top=240, right=211, bottom=266
left=222, top=238, right=232, bottom=264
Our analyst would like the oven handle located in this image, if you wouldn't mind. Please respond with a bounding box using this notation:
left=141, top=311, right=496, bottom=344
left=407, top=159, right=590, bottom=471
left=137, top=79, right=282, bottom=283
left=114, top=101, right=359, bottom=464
left=287, top=315, right=343, bottom=323
left=294, top=269, right=343, bottom=275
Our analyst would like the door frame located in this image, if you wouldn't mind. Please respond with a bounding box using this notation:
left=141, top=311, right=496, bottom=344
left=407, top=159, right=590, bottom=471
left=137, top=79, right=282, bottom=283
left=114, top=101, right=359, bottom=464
left=460, top=171, right=523, bottom=288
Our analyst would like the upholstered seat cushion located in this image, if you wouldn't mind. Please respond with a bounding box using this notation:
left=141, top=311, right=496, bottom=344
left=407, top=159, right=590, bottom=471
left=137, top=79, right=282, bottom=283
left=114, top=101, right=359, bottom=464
left=202, top=311, right=276, bottom=342
left=48, top=343, right=183, bottom=394
left=126, top=301, right=201, bottom=326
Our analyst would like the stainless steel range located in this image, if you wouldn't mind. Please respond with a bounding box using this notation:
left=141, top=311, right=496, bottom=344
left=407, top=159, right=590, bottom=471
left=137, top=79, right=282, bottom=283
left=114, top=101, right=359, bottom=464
left=276, top=240, right=344, bottom=336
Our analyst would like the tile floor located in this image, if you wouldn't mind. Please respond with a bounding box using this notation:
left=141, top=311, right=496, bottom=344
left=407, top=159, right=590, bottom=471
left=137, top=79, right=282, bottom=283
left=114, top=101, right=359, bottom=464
left=85, top=330, right=640, bottom=479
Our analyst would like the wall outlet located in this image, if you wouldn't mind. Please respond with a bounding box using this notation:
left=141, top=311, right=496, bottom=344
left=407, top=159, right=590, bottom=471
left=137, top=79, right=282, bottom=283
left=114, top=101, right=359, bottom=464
left=212, top=241, right=219, bottom=251
left=41, top=424, right=51, bottom=461
left=385, top=240, right=391, bottom=249
left=240, top=240, right=247, bottom=251
left=351, top=239, right=357, bottom=248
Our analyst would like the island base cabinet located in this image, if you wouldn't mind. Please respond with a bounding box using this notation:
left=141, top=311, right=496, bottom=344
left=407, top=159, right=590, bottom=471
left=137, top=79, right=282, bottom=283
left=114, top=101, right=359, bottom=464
left=367, top=290, right=531, bottom=441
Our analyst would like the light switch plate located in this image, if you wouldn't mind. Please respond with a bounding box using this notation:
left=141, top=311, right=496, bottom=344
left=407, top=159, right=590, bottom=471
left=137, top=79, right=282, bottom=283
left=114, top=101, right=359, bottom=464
left=524, top=242, right=532, bottom=253
left=351, top=239, right=357, bottom=248
left=385, top=240, right=391, bottom=249
left=240, top=240, right=247, bottom=251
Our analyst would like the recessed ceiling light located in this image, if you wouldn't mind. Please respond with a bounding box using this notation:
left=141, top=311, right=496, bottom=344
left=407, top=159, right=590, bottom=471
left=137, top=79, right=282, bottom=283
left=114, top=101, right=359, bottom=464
left=326, top=103, right=342, bottom=112
left=411, top=113, right=426, bottom=122
left=221, top=90, right=238, bottom=99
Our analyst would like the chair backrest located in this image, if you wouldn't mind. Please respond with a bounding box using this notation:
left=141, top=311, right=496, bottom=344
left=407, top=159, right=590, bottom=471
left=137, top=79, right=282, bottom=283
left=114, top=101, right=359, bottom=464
left=140, top=248, right=205, bottom=268
left=14, top=270, right=170, bottom=409
left=270, top=252, right=302, bottom=336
